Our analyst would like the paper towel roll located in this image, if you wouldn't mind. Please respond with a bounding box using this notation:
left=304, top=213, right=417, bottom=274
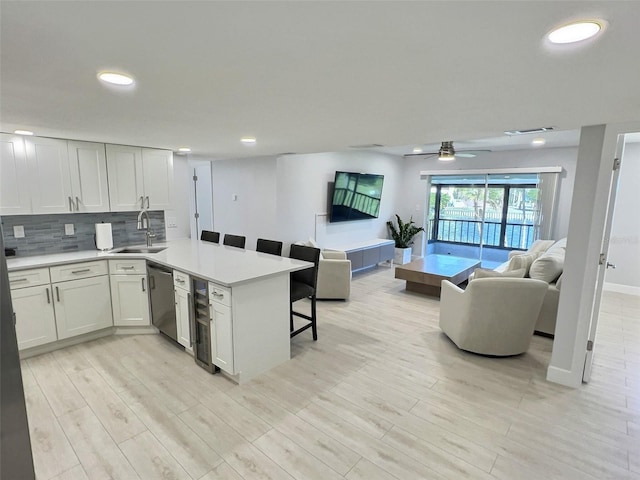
left=95, top=223, right=113, bottom=251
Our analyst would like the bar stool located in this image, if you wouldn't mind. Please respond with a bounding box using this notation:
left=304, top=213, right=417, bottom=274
left=256, top=238, right=283, bottom=256
left=200, top=230, right=220, bottom=243
left=289, top=244, right=321, bottom=340
left=223, top=234, right=246, bottom=249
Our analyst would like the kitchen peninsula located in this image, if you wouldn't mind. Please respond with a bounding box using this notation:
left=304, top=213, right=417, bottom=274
left=7, top=239, right=312, bottom=384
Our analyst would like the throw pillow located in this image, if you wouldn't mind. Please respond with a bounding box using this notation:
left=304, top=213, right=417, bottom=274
left=473, top=267, right=527, bottom=279
left=555, top=273, right=563, bottom=290
left=506, top=253, right=538, bottom=275
left=529, top=247, right=564, bottom=283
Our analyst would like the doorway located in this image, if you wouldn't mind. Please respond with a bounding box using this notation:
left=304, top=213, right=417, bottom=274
left=583, top=133, right=640, bottom=382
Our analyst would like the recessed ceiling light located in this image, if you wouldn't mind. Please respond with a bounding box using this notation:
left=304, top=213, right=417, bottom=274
left=413, top=147, right=423, bottom=154
left=98, top=71, right=135, bottom=86
left=177, top=147, right=191, bottom=153
left=547, top=21, right=603, bottom=44
left=531, top=138, right=546, bottom=146
left=241, top=137, right=256, bottom=144
left=14, top=129, right=34, bottom=135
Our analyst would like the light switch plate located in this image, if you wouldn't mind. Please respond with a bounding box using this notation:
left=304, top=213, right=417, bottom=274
left=13, top=225, right=25, bottom=238
left=65, top=224, right=75, bottom=235
left=166, top=217, right=177, bottom=228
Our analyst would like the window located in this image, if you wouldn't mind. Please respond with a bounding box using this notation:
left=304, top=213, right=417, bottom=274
left=428, top=174, right=543, bottom=250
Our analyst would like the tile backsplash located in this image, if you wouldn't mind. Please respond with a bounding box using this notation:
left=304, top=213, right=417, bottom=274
left=1, top=211, right=166, bottom=257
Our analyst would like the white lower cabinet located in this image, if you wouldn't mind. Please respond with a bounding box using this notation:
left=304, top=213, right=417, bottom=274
left=209, top=283, right=234, bottom=374
left=53, top=275, right=113, bottom=340
left=110, top=274, right=150, bottom=326
left=10, top=262, right=113, bottom=349
left=174, top=270, right=191, bottom=349
left=174, top=287, right=191, bottom=349
left=11, top=285, right=57, bottom=350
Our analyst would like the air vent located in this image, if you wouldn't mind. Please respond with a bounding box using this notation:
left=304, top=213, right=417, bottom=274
left=504, top=127, right=554, bottom=136
left=349, top=144, right=384, bottom=149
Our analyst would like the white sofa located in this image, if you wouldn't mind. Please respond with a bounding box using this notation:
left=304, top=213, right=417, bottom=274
left=474, top=238, right=566, bottom=336
left=295, top=240, right=351, bottom=300
left=439, top=277, right=548, bottom=356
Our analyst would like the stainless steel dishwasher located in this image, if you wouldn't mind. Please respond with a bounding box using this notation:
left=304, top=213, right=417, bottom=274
left=147, top=263, right=178, bottom=342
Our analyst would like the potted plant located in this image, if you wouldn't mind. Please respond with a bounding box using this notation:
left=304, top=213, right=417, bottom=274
left=387, top=214, right=425, bottom=265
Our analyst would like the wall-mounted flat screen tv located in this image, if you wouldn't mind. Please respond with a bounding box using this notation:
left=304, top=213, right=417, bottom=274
left=330, top=171, right=384, bottom=222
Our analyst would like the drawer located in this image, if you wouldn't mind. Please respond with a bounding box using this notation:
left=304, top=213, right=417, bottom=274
left=209, top=282, right=231, bottom=307
left=50, top=260, right=108, bottom=283
left=173, top=270, right=190, bottom=290
left=8, top=268, right=51, bottom=290
left=109, top=259, right=147, bottom=275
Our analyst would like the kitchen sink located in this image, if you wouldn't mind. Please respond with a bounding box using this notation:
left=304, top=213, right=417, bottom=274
left=116, top=246, right=167, bottom=254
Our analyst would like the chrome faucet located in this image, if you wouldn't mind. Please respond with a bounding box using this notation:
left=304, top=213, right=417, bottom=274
left=137, top=209, right=156, bottom=247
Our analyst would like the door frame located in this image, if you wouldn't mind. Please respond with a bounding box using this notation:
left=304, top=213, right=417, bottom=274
left=547, top=121, right=640, bottom=388
left=582, top=135, right=626, bottom=382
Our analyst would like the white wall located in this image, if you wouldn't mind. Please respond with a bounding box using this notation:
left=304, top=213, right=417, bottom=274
left=207, top=150, right=403, bottom=253
left=275, top=151, right=403, bottom=249
left=399, top=146, right=579, bottom=253
left=165, top=155, right=191, bottom=240
left=211, top=156, right=278, bottom=249
left=202, top=147, right=577, bottom=254
left=605, top=141, right=640, bottom=292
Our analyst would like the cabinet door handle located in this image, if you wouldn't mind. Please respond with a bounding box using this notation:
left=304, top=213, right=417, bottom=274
left=122, top=265, right=135, bottom=270
left=71, top=268, right=91, bottom=274
left=69, top=196, right=74, bottom=212
left=55, top=286, right=60, bottom=302
left=75, top=196, right=80, bottom=211
left=10, top=278, right=28, bottom=283
left=45, top=287, right=51, bottom=304
left=176, top=277, right=185, bottom=284
left=188, top=292, right=195, bottom=347
left=139, top=196, right=144, bottom=209
left=146, top=196, right=150, bottom=209
left=141, top=277, right=146, bottom=292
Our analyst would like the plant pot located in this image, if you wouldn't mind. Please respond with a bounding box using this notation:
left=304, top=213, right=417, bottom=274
left=394, top=247, right=412, bottom=265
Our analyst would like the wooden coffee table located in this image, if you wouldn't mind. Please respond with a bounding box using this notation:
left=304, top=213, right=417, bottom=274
left=395, top=254, right=481, bottom=297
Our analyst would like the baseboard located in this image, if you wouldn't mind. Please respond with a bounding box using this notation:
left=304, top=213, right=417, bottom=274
left=546, top=365, right=582, bottom=388
left=604, top=282, right=640, bottom=296
left=19, top=327, right=114, bottom=359
left=113, top=326, right=158, bottom=335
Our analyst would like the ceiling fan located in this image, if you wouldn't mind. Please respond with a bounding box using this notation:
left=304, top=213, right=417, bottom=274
left=403, top=141, right=491, bottom=161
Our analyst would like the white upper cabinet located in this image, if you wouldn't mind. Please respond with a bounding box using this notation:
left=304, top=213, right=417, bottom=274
left=67, top=141, right=110, bottom=212
left=142, top=148, right=173, bottom=210
left=106, top=144, right=173, bottom=211
left=25, top=137, right=73, bottom=214
left=0, top=133, right=31, bottom=215
left=106, top=144, right=145, bottom=211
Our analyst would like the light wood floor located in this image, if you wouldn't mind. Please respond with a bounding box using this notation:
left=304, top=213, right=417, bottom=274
left=22, top=267, right=640, bottom=479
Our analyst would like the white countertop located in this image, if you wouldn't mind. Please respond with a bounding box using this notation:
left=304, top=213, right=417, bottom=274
left=7, top=238, right=311, bottom=287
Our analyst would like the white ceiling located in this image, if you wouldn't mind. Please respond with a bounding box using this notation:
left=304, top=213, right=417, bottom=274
left=1, top=1, right=639, bottom=159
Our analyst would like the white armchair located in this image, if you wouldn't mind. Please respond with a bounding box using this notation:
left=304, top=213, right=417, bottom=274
left=316, top=250, right=352, bottom=300
left=439, top=277, right=548, bottom=356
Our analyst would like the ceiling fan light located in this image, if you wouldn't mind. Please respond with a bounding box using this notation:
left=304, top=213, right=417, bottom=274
left=438, top=141, right=456, bottom=161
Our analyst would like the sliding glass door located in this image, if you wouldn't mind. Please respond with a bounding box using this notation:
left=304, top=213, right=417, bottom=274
left=427, top=173, right=549, bottom=267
